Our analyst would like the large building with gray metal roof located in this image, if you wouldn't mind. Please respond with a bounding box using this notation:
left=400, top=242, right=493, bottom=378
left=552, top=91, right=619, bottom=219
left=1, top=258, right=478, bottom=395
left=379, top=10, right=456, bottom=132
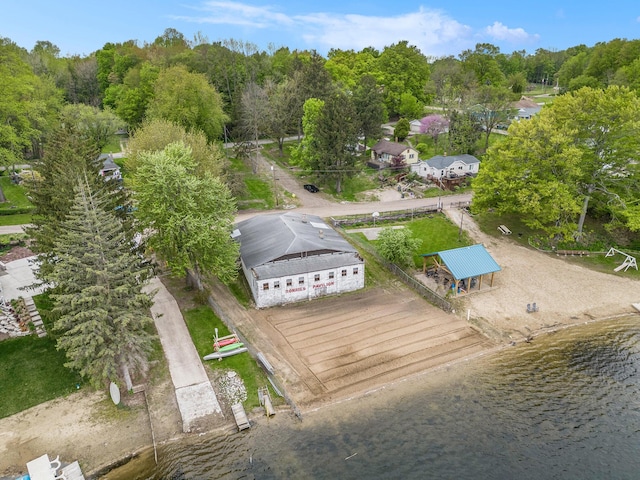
left=234, top=212, right=365, bottom=308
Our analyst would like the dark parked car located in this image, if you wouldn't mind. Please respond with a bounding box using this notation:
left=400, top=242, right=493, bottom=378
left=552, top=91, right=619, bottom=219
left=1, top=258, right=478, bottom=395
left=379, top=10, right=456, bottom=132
left=304, top=184, right=319, bottom=193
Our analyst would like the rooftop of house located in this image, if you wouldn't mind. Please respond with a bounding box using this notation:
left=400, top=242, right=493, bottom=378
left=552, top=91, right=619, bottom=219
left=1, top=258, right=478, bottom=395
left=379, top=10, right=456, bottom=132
left=234, top=212, right=357, bottom=270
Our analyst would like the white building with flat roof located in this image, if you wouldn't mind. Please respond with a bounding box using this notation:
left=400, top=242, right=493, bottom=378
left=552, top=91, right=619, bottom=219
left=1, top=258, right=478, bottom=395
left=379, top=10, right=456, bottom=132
left=234, top=212, right=364, bottom=308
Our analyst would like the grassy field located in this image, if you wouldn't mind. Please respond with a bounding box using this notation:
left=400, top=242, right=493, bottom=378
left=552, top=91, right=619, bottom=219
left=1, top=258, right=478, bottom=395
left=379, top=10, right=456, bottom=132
left=346, top=214, right=473, bottom=270
left=228, top=156, right=275, bottom=210
left=0, top=293, right=82, bottom=419
left=0, top=177, right=34, bottom=211
left=0, top=213, right=31, bottom=226
left=473, top=210, right=640, bottom=278
left=183, top=305, right=274, bottom=410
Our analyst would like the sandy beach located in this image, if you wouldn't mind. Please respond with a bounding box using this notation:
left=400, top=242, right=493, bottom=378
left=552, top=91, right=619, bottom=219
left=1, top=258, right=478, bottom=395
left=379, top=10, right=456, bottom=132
left=1, top=190, right=638, bottom=478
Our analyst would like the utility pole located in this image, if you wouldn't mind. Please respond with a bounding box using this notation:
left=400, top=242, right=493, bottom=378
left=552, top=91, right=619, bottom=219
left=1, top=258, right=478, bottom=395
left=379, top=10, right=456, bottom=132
left=458, top=209, right=464, bottom=241
left=271, top=165, right=278, bottom=207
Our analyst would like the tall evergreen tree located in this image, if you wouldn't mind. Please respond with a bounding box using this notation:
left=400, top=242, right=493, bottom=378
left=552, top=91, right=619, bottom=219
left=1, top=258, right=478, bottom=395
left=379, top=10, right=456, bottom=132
left=46, top=176, right=154, bottom=390
left=353, top=74, right=386, bottom=147
left=25, top=121, right=132, bottom=278
left=309, top=91, right=359, bottom=193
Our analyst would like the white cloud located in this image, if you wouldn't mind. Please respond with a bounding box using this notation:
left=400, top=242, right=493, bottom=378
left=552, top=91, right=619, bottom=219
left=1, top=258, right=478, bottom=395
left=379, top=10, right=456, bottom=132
left=173, top=2, right=540, bottom=56
left=173, top=1, right=293, bottom=28
left=484, top=21, right=539, bottom=43
left=296, top=7, right=472, bottom=57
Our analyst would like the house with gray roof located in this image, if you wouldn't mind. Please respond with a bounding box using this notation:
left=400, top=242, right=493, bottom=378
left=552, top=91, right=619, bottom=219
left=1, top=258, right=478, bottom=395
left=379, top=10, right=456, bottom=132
left=98, top=153, right=121, bottom=180
left=371, top=139, right=419, bottom=165
left=234, top=212, right=364, bottom=308
left=410, top=154, right=480, bottom=180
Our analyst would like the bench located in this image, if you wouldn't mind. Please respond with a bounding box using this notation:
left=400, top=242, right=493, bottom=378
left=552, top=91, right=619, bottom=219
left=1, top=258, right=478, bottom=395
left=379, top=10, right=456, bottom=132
left=498, top=225, right=512, bottom=235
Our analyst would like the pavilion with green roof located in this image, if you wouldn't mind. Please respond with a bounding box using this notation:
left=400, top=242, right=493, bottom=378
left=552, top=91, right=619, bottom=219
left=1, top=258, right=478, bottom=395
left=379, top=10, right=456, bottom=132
left=421, top=244, right=501, bottom=295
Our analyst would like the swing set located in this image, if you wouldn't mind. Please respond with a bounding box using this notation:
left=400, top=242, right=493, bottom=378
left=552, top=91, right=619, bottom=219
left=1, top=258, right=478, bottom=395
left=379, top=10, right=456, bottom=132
left=606, top=247, right=638, bottom=272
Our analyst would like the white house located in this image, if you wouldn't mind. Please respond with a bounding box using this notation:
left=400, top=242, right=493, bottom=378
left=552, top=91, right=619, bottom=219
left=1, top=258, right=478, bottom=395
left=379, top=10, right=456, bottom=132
left=98, top=154, right=122, bottom=181
left=409, top=119, right=423, bottom=134
left=371, top=139, right=419, bottom=165
left=234, top=212, right=365, bottom=308
left=411, top=154, right=480, bottom=180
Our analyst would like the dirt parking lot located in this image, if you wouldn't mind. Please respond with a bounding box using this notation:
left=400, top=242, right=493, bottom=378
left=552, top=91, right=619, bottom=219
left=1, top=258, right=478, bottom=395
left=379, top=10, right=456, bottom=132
left=247, top=282, right=494, bottom=410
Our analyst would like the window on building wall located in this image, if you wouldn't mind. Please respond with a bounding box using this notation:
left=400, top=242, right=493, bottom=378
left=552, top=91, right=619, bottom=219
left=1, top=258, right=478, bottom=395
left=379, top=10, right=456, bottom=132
left=286, top=279, right=292, bottom=287
left=341, top=269, right=347, bottom=277
left=274, top=281, right=280, bottom=289
left=298, top=276, right=305, bottom=285
left=409, top=153, right=414, bottom=159
left=263, top=282, right=269, bottom=290
left=458, top=166, right=463, bottom=170
left=314, top=274, right=320, bottom=282
left=329, top=271, right=335, bottom=279
left=353, top=267, right=359, bottom=275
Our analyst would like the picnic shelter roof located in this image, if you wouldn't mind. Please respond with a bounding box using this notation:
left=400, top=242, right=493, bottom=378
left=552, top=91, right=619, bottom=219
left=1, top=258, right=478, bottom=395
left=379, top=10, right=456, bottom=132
left=422, top=244, right=501, bottom=280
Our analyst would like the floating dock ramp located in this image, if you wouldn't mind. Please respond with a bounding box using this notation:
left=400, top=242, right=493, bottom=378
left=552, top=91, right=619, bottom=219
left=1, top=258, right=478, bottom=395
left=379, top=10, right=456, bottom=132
left=231, top=403, right=251, bottom=431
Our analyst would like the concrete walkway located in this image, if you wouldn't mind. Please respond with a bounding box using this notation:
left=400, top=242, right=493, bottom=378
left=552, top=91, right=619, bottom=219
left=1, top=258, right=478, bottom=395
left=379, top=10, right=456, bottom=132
left=144, top=276, right=222, bottom=432
left=0, top=256, right=46, bottom=301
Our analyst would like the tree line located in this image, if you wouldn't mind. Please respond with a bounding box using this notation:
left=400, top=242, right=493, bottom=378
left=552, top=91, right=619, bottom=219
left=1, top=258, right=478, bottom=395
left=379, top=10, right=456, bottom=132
left=3, top=28, right=640, bottom=391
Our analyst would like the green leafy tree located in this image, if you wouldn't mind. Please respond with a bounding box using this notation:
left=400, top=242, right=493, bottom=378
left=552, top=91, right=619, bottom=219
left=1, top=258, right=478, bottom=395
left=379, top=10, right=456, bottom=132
left=0, top=38, right=62, bottom=179
left=291, top=98, right=325, bottom=167
left=126, top=118, right=227, bottom=177
left=426, top=56, right=477, bottom=112
left=472, top=85, right=515, bottom=150
left=146, top=65, right=228, bottom=141
left=394, top=118, right=410, bottom=142
left=473, top=86, right=640, bottom=238
left=459, top=43, right=505, bottom=87
left=377, top=227, right=422, bottom=267
left=131, top=142, right=239, bottom=282
left=472, top=116, right=583, bottom=237
left=263, top=76, right=301, bottom=156
left=397, top=92, right=424, bottom=119
left=60, top=104, right=122, bottom=151
left=104, top=62, right=159, bottom=128
left=448, top=111, right=482, bottom=154
left=551, top=86, right=640, bottom=236
left=377, top=41, right=430, bottom=116
left=47, top=177, right=154, bottom=390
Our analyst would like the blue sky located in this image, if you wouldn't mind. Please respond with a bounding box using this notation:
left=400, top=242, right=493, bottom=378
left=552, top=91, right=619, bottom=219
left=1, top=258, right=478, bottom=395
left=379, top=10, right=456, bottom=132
left=2, top=1, right=640, bottom=57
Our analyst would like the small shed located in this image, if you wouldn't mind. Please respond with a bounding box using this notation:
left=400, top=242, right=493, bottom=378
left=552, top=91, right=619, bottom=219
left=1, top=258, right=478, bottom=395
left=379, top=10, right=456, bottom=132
left=421, top=244, right=500, bottom=295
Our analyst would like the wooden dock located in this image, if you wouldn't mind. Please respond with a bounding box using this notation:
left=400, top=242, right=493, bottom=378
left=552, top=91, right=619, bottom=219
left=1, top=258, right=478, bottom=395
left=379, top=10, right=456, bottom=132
left=258, top=386, right=276, bottom=417
left=231, top=403, right=250, bottom=431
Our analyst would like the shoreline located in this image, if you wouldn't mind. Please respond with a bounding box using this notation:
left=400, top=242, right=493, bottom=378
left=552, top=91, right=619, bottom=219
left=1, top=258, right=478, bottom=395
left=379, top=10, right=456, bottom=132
left=2, top=307, right=637, bottom=479
left=96, top=310, right=640, bottom=479
left=2, top=205, right=639, bottom=477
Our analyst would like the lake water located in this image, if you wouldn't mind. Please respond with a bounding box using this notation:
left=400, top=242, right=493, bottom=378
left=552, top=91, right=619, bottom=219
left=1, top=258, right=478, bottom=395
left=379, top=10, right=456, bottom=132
left=104, top=316, right=640, bottom=479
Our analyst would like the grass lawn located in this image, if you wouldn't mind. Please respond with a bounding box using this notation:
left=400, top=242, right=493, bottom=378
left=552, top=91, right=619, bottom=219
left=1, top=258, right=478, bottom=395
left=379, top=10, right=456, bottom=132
left=0, top=213, right=32, bottom=226
left=0, top=333, right=81, bottom=419
left=473, top=210, right=640, bottom=278
left=183, top=305, right=274, bottom=410
left=228, top=156, right=275, bottom=210
left=0, top=177, right=34, bottom=211
left=346, top=214, right=473, bottom=270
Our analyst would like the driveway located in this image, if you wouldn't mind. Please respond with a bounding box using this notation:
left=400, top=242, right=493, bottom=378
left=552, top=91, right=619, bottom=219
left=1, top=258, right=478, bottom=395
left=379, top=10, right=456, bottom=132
left=144, top=277, right=222, bottom=432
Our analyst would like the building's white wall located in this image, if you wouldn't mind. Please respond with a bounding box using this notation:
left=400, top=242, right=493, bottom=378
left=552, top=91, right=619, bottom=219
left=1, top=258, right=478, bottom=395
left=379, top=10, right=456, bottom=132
left=252, top=261, right=365, bottom=308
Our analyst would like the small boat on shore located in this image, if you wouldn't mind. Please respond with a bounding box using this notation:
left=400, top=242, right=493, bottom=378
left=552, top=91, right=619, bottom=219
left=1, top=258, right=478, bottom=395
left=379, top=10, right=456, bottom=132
left=203, top=347, right=248, bottom=361
left=216, top=337, right=239, bottom=348
left=218, top=342, right=244, bottom=352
